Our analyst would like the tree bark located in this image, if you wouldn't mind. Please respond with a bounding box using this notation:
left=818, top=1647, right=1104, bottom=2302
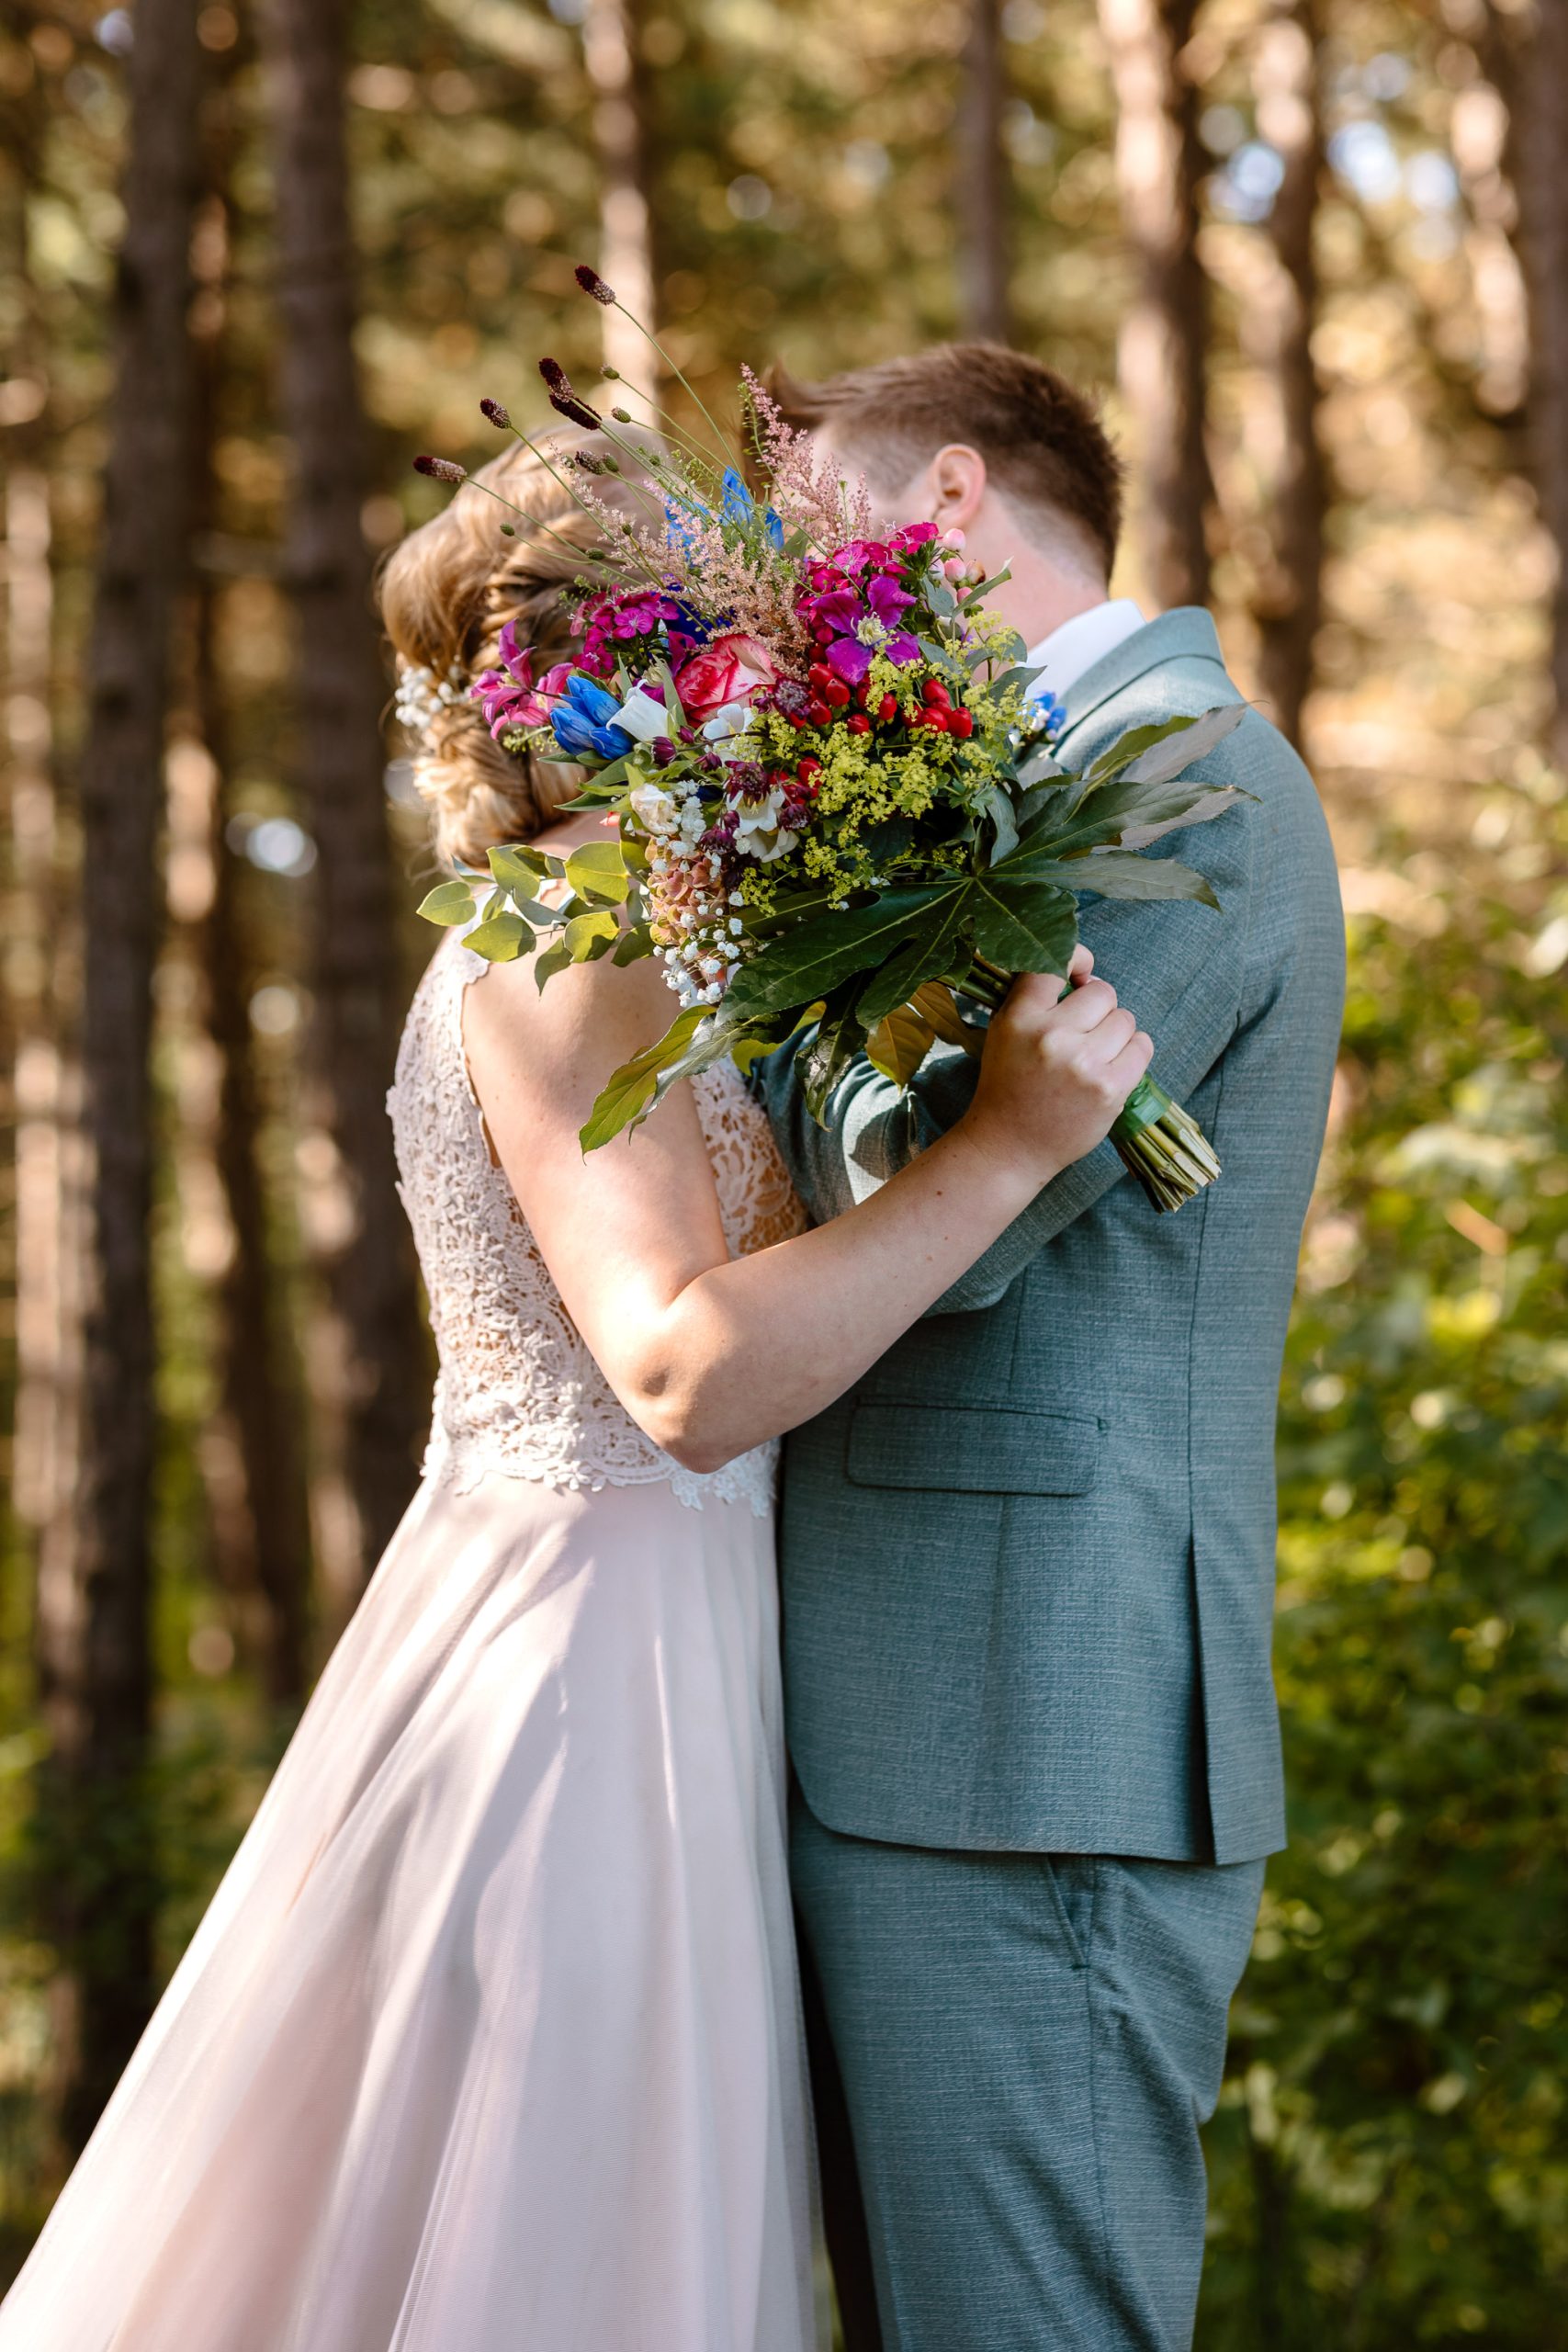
left=582, top=0, right=660, bottom=409
left=1493, top=0, right=1568, bottom=768
left=1098, top=0, right=1214, bottom=608
left=1246, top=0, right=1325, bottom=749
left=260, top=0, right=428, bottom=1597
left=53, top=0, right=204, bottom=2154
left=956, top=0, right=1011, bottom=344
left=181, top=40, right=311, bottom=1706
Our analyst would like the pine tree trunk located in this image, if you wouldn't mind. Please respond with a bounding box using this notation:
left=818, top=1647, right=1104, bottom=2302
left=956, top=0, right=1011, bottom=344
left=1497, top=0, right=1568, bottom=768
left=184, top=45, right=311, bottom=1705
left=54, top=0, right=204, bottom=2154
left=582, top=0, right=660, bottom=409
left=1098, top=0, right=1214, bottom=608
left=261, top=0, right=427, bottom=1596
left=1247, top=0, right=1325, bottom=749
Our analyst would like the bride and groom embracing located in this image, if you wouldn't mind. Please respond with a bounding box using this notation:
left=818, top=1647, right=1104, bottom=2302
left=0, top=344, right=1343, bottom=2352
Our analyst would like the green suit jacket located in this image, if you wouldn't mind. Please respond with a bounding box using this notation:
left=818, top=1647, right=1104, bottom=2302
left=755, top=609, right=1345, bottom=1865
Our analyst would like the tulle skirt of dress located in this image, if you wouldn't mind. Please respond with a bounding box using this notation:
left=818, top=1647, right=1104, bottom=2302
left=0, top=1469, right=821, bottom=2352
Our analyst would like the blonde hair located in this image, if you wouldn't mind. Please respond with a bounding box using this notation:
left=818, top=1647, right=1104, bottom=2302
left=379, top=431, right=644, bottom=865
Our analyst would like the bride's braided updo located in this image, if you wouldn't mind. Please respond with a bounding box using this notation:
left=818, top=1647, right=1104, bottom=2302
left=379, top=431, right=643, bottom=865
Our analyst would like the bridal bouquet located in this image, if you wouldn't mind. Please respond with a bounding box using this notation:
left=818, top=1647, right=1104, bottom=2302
left=412, top=268, right=1247, bottom=1209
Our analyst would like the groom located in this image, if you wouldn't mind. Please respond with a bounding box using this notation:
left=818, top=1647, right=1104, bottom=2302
left=755, top=345, right=1345, bottom=2350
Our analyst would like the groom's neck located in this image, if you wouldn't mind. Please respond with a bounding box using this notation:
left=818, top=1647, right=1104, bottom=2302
left=983, top=551, right=1110, bottom=653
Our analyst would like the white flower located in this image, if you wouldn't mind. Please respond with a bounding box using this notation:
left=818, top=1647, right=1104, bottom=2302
left=732, top=783, right=799, bottom=864
left=611, top=683, right=671, bottom=744
left=701, top=701, right=753, bottom=760
left=628, top=779, right=678, bottom=833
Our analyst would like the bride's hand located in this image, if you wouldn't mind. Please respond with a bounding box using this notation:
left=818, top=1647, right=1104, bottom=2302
left=960, top=948, right=1154, bottom=1184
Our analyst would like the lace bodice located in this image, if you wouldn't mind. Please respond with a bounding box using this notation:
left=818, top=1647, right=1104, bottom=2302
left=388, top=933, right=807, bottom=1516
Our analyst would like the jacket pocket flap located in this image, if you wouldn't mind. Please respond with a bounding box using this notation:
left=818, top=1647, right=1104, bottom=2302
left=845, top=1402, right=1103, bottom=1497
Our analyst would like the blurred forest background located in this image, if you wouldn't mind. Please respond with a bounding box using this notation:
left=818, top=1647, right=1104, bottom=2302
left=0, top=0, right=1565, bottom=2339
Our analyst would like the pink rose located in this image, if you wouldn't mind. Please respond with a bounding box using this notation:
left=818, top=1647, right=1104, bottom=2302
left=674, top=631, right=781, bottom=722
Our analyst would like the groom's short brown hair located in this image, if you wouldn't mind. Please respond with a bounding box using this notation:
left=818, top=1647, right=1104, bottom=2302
left=767, top=344, right=1122, bottom=581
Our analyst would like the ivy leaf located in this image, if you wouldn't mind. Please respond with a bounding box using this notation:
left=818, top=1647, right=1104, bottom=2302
left=418, top=878, right=478, bottom=927
left=464, top=909, right=529, bottom=963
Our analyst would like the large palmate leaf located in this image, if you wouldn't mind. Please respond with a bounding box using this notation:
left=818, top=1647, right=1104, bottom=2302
left=800, top=981, right=867, bottom=1120
left=1019, top=769, right=1248, bottom=863
left=723, top=888, right=952, bottom=1018
left=1079, top=705, right=1230, bottom=789
left=968, top=875, right=1078, bottom=972
left=855, top=896, right=971, bottom=1026
left=1014, top=851, right=1220, bottom=909
left=1114, top=700, right=1246, bottom=786
left=909, top=980, right=985, bottom=1055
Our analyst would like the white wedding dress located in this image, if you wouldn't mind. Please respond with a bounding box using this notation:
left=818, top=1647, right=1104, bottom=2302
left=0, top=931, right=822, bottom=2352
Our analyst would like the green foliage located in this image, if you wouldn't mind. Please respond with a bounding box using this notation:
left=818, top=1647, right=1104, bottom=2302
left=1198, top=884, right=1568, bottom=2350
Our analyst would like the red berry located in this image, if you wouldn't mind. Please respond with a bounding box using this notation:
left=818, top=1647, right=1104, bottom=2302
left=797, top=755, right=823, bottom=785
left=922, top=678, right=951, bottom=707
left=807, top=696, right=830, bottom=725
left=823, top=677, right=851, bottom=707
left=808, top=662, right=835, bottom=690
left=913, top=707, right=950, bottom=731
left=948, top=707, right=974, bottom=739
left=854, top=684, right=871, bottom=710
left=846, top=712, right=871, bottom=734
left=876, top=694, right=898, bottom=724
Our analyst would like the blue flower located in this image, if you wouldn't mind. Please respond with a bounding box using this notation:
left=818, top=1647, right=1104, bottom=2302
left=552, top=677, right=634, bottom=760
left=721, top=467, right=784, bottom=548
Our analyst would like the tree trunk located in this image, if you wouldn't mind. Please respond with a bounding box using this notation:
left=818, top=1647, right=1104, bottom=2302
left=52, top=0, right=204, bottom=2154
left=1098, top=0, right=1214, bottom=608
left=1246, top=0, right=1325, bottom=749
left=956, top=0, right=1011, bottom=344
left=180, top=47, right=311, bottom=1705
left=261, top=0, right=428, bottom=1599
left=582, top=0, right=660, bottom=410
left=1494, top=0, right=1568, bottom=768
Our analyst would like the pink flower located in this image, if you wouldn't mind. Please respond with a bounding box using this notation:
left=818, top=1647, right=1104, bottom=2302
left=674, top=631, right=781, bottom=721
left=471, top=622, right=554, bottom=736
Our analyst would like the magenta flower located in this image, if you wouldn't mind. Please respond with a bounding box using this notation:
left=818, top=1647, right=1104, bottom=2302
left=470, top=620, right=552, bottom=737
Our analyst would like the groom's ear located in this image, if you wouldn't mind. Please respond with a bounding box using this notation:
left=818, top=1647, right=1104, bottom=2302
left=922, top=442, right=988, bottom=532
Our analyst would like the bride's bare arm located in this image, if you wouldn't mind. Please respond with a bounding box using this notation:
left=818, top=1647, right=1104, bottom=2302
left=462, top=945, right=1150, bottom=1474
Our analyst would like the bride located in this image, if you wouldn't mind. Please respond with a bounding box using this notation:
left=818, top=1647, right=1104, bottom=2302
left=0, top=441, right=1151, bottom=2352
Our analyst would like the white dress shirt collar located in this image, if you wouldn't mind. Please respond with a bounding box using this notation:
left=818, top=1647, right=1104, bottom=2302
left=1025, top=599, right=1145, bottom=699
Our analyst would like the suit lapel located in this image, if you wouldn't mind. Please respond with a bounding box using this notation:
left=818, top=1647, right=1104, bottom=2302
left=1053, top=605, right=1235, bottom=751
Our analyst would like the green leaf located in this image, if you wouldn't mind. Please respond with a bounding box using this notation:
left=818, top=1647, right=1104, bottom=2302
left=1016, top=744, right=1068, bottom=789
left=1083, top=710, right=1203, bottom=787
left=464, top=909, right=529, bottom=963
left=418, top=878, right=478, bottom=927
left=801, top=985, right=866, bottom=1121
left=855, top=894, right=970, bottom=1025
left=910, top=980, right=985, bottom=1056
left=1115, top=701, right=1247, bottom=786
left=1016, top=773, right=1247, bottom=862
left=724, top=887, right=961, bottom=1019
left=1075, top=851, right=1220, bottom=907
left=926, top=578, right=957, bottom=616
left=487, top=842, right=552, bottom=890
left=563, top=908, right=620, bottom=961
left=612, top=921, right=655, bottom=967
left=564, top=841, right=635, bottom=905
left=579, top=1006, right=708, bottom=1149
left=981, top=784, right=1019, bottom=865
left=533, top=938, right=573, bottom=992
left=968, top=877, right=1078, bottom=974
left=865, top=1001, right=937, bottom=1086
